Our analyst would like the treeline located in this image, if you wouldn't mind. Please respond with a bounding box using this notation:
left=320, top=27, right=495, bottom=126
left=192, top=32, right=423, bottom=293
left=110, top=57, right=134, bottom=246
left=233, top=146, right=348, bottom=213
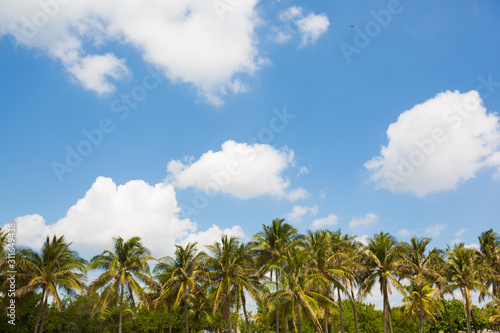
left=0, top=219, right=500, bottom=333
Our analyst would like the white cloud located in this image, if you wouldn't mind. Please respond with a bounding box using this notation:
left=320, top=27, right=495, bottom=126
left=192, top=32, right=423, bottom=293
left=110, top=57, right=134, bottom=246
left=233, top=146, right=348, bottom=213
left=465, top=243, right=480, bottom=250
left=424, top=223, right=447, bottom=238
left=179, top=224, right=246, bottom=250
left=278, top=6, right=303, bottom=21
left=296, top=13, right=330, bottom=47
left=298, top=166, right=309, bottom=176
left=397, top=228, right=411, bottom=237
left=0, top=0, right=264, bottom=103
left=355, top=234, right=370, bottom=246
left=452, top=228, right=469, bottom=244
left=365, top=90, right=500, bottom=196
left=167, top=140, right=305, bottom=200
left=349, top=213, right=379, bottom=229
left=311, top=214, right=338, bottom=230
left=68, top=54, right=129, bottom=94
left=10, top=177, right=201, bottom=257
left=272, top=6, right=329, bottom=47
left=287, top=187, right=308, bottom=201
left=285, top=205, right=318, bottom=223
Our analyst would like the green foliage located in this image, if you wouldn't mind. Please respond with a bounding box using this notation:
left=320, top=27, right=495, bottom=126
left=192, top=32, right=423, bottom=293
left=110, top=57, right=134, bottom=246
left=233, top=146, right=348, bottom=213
left=0, top=291, right=40, bottom=332
left=427, top=299, right=489, bottom=333
left=331, top=300, right=384, bottom=333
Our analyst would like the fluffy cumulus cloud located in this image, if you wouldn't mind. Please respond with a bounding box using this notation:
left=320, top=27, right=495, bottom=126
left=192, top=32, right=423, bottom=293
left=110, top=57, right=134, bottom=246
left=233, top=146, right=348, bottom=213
left=0, top=0, right=263, bottom=104
left=365, top=90, right=500, bottom=196
left=349, top=213, right=379, bottom=229
left=272, top=6, right=329, bottom=47
left=179, top=224, right=246, bottom=249
left=166, top=140, right=307, bottom=200
left=311, top=214, right=338, bottom=230
left=285, top=205, right=318, bottom=223
left=9, top=177, right=244, bottom=257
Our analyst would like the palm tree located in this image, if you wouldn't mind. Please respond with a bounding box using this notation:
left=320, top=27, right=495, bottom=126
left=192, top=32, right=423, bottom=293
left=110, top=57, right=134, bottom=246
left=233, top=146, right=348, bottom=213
left=151, top=261, right=175, bottom=333
left=154, top=242, right=204, bottom=333
left=443, top=244, right=489, bottom=333
left=400, top=236, right=439, bottom=333
left=253, top=218, right=300, bottom=333
left=99, top=305, right=135, bottom=333
left=17, top=235, right=87, bottom=333
left=401, top=282, right=441, bottom=326
left=485, top=294, right=500, bottom=329
left=89, top=236, right=154, bottom=333
left=478, top=229, right=500, bottom=297
left=270, top=245, right=332, bottom=333
left=360, top=232, right=404, bottom=333
left=305, top=230, right=343, bottom=333
left=426, top=248, right=457, bottom=333
left=203, top=235, right=257, bottom=333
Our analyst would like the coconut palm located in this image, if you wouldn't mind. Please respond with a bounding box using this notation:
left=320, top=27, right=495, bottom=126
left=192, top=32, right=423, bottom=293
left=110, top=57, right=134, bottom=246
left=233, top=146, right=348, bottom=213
left=89, top=236, right=154, bottom=333
left=17, top=235, right=87, bottom=333
left=360, top=232, right=404, bottom=333
left=151, top=259, right=176, bottom=333
left=478, top=229, right=500, bottom=298
left=485, top=295, right=500, bottom=328
left=203, top=235, right=257, bottom=333
left=271, top=244, right=333, bottom=333
left=305, top=230, right=344, bottom=333
left=154, top=242, right=203, bottom=333
left=443, top=244, right=489, bottom=333
left=327, top=230, right=363, bottom=333
left=400, top=236, right=440, bottom=333
left=401, top=282, right=441, bottom=325
left=253, top=218, right=300, bottom=333
left=431, top=250, right=456, bottom=333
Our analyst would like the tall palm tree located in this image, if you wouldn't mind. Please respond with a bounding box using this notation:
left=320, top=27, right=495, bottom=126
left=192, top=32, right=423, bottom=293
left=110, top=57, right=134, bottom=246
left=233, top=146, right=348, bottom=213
left=327, top=230, right=363, bottom=333
left=400, top=236, right=439, bottom=333
left=154, top=242, right=204, bottom=333
left=443, top=244, right=489, bottom=333
left=305, top=230, right=342, bottom=333
left=360, top=232, right=404, bottom=333
left=17, top=235, right=87, bottom=333
left=432, top=250, right=455, bottom=333
left=89, top=236, right=154, bottom=333
left=270, top=245, right=332, bottom=333
left=478, top=229, right=500, bottom=297
left=203, top=235, right=257, bottom=333
left=253, top=218, right=300, bottom=333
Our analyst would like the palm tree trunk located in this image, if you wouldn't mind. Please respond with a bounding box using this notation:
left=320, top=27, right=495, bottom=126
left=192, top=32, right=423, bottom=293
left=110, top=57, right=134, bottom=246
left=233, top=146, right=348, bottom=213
left=119, top=283, right=124, bottom=333
left=471, top=307, right=478, bottom=333
left=385, top=282, right=394, bottom=333
left=382, top=285, right=387, bottom=333
left=296, top=301, right=302, bottom=333
left=34, top=286, right=46, bottom=333
left=350, top=288, right=360, bottom=333
left=285, top=313, right=289, bottom=333
left=38, top=289, right=49, bottom=333
left=242, top=293, right=252, bottom=333
left=228, top=294, right=232, bottom=333
left=275, top=270, right=279, bottom=333
left=464, top=290, right=471, bottom=333
left=324, top=312, right=328, bottom=333
left=441, top=298, right=454, bottom=333
left=338, top=288, right=345, bottom=333
left=419, top=283, right=424, bottom=333
left=184, top=298, right=189, bottom=333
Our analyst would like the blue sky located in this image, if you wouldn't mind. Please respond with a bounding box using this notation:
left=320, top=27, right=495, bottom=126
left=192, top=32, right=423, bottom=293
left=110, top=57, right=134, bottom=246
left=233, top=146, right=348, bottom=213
left=1, top=0, right=500, bottom=279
